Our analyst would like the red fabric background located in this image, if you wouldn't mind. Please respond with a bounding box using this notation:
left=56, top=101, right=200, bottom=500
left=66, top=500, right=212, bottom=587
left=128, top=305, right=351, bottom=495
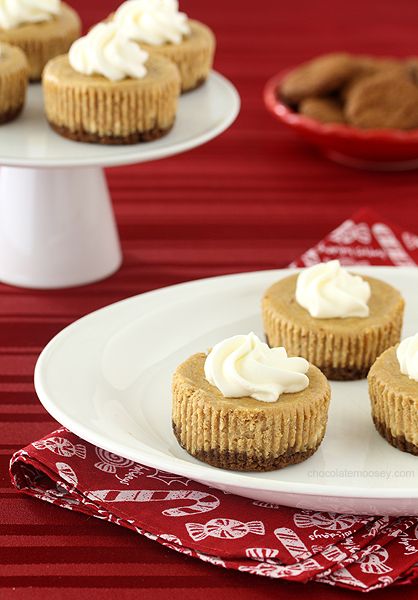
left=1, top=0, right=418, bottom=597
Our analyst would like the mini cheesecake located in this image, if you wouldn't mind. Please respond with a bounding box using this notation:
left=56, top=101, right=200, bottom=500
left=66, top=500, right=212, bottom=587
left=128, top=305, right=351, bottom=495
left=138, top=20, right=215, bottom=92
left=263, top=272, right=404, bottom=380
left=172, top=351, right=330, bottom=472
left=368, top=343, right=418, bottom=455
left=111, top=2, right=215, bottom=93
left=43, top=53, right=180, bottom=144
left=0, top=43, right=28, bottom=124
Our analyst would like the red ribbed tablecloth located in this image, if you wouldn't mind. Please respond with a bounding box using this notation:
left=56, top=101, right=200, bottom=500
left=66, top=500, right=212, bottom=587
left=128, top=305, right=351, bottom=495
left=1, top=0, right=418, bottom=598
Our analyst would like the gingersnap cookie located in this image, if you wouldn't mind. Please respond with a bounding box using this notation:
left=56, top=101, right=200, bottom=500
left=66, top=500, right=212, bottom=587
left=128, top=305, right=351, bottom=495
left=263, top=262, right=404, bottom=380
left=341, top=56, right=406, bottom=100
left=0, top=42, right=28, bottom=124
left=368, top=337, right=418, bottom=455
left=172, top=333, right=330, bottom=472
left=299, top=97, right=345, bottom=124
left=280, top=53, right=359, bottom=103
left=43, top=23, right=180, bottom=145
left=112, top=1, right=215, bottom=93
left=405, top=57, right=418, bottom=84
left=0, top=2, right=81, bottom=81
left=346, top=72, right=418, bottom=130
left=356, top=56, right=405, bottom=76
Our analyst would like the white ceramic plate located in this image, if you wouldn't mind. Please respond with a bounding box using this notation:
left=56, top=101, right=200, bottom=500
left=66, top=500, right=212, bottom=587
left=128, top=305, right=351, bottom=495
left=35, top=267, right=418, bottom=516
left=0, top=72, right=240, bottom=168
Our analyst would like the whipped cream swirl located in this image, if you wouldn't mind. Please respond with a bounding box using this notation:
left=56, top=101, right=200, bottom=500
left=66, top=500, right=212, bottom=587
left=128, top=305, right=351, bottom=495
left=295, top=260, right=371, bottom=319
left=113, top=0, right=190, bottom=46
left=69, top=22, right=149, bottom=82
left=397, top=334, right=418, bottom=382
left=204, top=332, right=309, bottom=402
left=0, top=0, right=61, bottom=30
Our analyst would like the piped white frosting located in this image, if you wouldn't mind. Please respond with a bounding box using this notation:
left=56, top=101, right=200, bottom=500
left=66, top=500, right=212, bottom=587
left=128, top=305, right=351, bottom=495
left=397, top=334, right=418, bottom=382
left=69, top=22, right=149, bottom=82
left=295, top=260, right=371, bottom=319
left=0, top=0, right=60, bottom=30
left=204, top=332, right=310, bottom=402
left=113, top=0, right=190, bottom=46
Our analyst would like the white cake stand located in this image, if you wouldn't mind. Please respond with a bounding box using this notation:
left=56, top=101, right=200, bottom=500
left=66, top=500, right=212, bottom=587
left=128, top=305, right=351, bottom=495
left=0, top=72, right=240, bottom=289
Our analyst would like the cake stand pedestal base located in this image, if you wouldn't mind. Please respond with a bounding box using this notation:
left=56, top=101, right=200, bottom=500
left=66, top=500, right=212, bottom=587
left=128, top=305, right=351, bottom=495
left=0, top=166, right=122, bottom=289
left=0, top=73, right=240, bottom=289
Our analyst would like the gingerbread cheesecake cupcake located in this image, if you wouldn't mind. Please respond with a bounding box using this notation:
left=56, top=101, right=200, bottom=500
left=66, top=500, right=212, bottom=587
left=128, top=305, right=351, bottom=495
left=0, top=42, right=28, bottom=123
left=368, top=334, right=418, bottom=455
left=43, top=22, right=180, bottom=144
left=0, top=1, right=81, bottom=81
left=263, top=261, right=404, bottom=380
left=172, top=332, right=330, bottom=471
left=112, top=0, right=215, bottom=92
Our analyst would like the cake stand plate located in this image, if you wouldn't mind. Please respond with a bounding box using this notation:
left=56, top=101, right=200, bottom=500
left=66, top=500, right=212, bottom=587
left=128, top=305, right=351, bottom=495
left=0, top=72, right=240, bottom=288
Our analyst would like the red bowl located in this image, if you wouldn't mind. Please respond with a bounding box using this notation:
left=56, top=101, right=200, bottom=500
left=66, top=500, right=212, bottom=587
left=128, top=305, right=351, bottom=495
left=264, top=71, right=418, bottom=170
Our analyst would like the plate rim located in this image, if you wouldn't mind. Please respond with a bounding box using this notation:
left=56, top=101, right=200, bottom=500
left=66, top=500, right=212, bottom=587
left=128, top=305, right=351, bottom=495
left=34, top=266, right=418, bottom=501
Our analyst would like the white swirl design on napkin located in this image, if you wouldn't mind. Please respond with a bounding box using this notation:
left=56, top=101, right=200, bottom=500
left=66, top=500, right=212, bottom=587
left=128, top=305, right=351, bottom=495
left=69, top=22, right=149, bottom=82
left=397, top=333, right=418, bottom=382
left=113, top=0, right=190, bottom=46
left=0, top=0, right=60, bottom=29
left=295, top=260, right=371, bottom=319
left=204, top=332, right=309, bottom=402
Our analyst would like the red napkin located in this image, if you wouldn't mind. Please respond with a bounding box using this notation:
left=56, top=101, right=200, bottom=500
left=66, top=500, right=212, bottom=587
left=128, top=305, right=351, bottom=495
left=9, top=208, right=418, bottom=592
left=290, top=207, right=418, bottom=267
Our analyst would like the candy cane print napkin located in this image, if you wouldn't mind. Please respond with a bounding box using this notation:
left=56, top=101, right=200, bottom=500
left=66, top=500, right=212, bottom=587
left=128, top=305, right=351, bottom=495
left=290, top=207, right=418, bottom=267
left=10, top=209, right=418, bottom=592
left=9, top=428, right=418, bottom=591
